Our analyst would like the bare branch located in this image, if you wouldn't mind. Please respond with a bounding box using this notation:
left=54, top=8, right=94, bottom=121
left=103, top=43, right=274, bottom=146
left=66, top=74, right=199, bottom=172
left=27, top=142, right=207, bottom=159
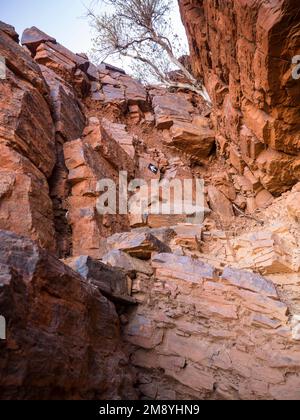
left=87, top=0, right=211, bottom=104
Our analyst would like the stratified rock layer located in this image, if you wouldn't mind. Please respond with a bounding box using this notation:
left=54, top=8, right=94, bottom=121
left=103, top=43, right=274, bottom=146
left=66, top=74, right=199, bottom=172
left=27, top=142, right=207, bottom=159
left=1, top=17, right=300, bottom=401
left=179, top=0, right=300, bottom=195
left=124, top=250, right=300, bottom=400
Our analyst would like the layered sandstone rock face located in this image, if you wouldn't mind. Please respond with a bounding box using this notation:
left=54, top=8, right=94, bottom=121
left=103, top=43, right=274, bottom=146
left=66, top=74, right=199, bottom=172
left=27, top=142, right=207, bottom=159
left=0, top=231, right=135, bottom=400
left=0, top=27, right=56, bottom=252
left=1, top=16, right=300, bottom=401
left=0, top=24, right=139, bottom=400
left=120, top=189, right=300, bottom=400
left=179, top=0, right=300, bottom=198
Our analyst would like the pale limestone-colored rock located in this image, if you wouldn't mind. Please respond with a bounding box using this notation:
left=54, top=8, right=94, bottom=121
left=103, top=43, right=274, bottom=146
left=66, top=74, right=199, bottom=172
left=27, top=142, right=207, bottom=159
left=125, top=314, right=164, bottom=349
left=270, top=375, right=300, bottom=400
left=228, top=230, right=300, bottom=274
left=167, top=364, right=215, bottom=392
left=133, top=227, right=176, bottom=245
left=171, top=223, right=202, bottom=251
left=234, top=289, right=288, bottom=322
left=286, top=192, right=300, bottom=222
left=291, top=315, right=300, bottom=341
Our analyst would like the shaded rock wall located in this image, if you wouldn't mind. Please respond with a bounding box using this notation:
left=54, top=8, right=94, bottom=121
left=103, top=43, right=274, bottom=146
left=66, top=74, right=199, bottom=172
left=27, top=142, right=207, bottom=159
left=179, top=0, right=300, bottom=194
left=0, top=230, right=136, bottom=400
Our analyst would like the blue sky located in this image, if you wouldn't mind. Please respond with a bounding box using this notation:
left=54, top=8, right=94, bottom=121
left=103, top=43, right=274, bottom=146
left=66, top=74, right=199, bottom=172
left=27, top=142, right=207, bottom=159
left=1, top=0, right=187, bottom=68
left=1, top=0, right=93, bottom=53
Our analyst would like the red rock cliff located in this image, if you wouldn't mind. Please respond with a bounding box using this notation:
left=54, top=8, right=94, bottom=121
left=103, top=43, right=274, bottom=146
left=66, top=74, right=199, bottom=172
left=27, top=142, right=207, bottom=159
left=179, top=0, right=300, bottom=194
left=1, top=13, right=300, bottom=401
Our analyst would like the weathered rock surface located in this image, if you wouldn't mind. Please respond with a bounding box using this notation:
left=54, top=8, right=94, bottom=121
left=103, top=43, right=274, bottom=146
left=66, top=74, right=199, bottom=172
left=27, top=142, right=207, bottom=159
left=287, top=192, right=300, bottom=222
left=124, top=251, right=300, bottom=400
left=63, top=122, right=132, bottom=258
left=22, top=26, right=57, bottom=53
left=0, top=21, right=19, bottom=42
left=64, top=255, right=136, bottom=305
left=207, top=186, right=235, bottom=223
left=0, top=230, right=136, bottom=400
left=0, top=68, right=55, bottom=178
left=169, top=119, right=215, bottom=159
left=0, top=146, right=56, bottom=252
left=101, top=118, right=136, bottom=159
left=82, top=117, right=135, bottom=174
left=102, top=250, right=154, bottom=276
left=0, top=25, right=56, bottom=251
left=98, top=65, right=148, bottom=111
left=152, top=93, right=194, bottom=129
left=179, top=0, right=300, bottom=194
left=103, top=231, right=172, bottom=260
left=40, top=65, right=86, bottom=141
left=1, top=18, right=300, bottom=401
left=0, top=28, right=48, bottom=94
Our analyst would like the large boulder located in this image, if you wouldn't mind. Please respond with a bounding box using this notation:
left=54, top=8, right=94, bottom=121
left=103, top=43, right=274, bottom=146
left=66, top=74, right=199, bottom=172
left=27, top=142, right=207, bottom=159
left=0, top=21, right=19, bottom=42
left=169, top=118, right=215, bottom=159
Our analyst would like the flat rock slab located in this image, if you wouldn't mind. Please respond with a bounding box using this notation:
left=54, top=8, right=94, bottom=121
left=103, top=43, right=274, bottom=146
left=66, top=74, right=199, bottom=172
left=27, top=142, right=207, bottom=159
left=106, top=231, right=171, bottom=260
left=101, top=118, right=135, bottom=159
left=207, top=185, right=235, bottom=223
left=152, top=253, right=216, bottom=283
left=221, top=266, right=278, bottom=298
left=101, top=250, right=154, bottom=276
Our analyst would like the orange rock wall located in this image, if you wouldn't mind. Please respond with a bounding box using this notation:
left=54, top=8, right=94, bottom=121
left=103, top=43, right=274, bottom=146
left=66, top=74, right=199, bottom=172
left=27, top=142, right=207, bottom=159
left=179, top=0, right=300, bottom=194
